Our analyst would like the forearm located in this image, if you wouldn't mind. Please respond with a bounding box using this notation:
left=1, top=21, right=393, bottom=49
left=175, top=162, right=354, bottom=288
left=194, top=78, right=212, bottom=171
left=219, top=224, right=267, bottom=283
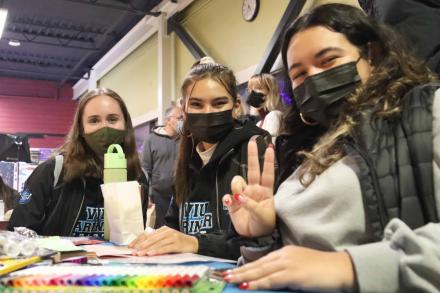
left=346, top=218, right=440, bottom=293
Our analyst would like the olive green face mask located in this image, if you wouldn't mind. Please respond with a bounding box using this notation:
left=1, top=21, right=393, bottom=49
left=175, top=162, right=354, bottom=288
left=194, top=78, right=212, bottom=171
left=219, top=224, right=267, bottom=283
left=83, top=127, right=126, bottom=157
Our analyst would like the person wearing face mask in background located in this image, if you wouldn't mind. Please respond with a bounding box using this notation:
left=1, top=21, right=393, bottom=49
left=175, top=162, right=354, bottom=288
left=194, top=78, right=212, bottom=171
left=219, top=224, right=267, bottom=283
left=222, top=4, right=440, bottom=292
left=129, top=59, right=272, bottom=260
left=8, top=88, right=149, bottom=237
left=247, top=73, right=282, bottom=144
left=141, top=106, right=183, bottom=228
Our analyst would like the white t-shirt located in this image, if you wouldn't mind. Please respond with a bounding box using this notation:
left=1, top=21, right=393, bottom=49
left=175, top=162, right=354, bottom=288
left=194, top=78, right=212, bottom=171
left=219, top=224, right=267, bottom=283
left=196, top=143, right=218, bottom=166
left=257, top=110, right=282, bottom=144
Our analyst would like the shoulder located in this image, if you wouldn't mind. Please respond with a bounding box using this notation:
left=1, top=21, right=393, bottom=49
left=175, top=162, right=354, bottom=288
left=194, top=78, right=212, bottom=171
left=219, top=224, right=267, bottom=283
left=266, top=110, right=282, bottom=120
left=19, top=157, right=57, bottom=202
left=401, top=82, right=440, bottom=108
left=241, top=120, right=270, bottom=136
left=31, top=157, right=57, bottom=178
left=399, top=83, right=440, bottom=131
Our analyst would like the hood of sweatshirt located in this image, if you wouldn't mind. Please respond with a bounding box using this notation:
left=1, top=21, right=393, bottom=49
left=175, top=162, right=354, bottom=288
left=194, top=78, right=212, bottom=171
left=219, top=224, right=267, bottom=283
left=201, top=120, right=268, bottom=167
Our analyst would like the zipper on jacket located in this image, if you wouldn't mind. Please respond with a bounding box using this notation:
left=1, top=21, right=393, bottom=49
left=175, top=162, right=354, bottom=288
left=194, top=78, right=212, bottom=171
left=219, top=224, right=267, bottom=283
left=215, top=148, right=235, bottom=231
left=179, top=202, right=183, bottom=233
left=347, top=140, right=388, bottom=230
left=69, top=178, right=86, bottom=236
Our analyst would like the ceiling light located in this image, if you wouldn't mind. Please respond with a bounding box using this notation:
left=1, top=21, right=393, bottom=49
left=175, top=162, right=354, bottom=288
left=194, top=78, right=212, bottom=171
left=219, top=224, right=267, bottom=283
left=0, top=9, right=7, bottom=39
left=8, top=39, right=20, bottom=47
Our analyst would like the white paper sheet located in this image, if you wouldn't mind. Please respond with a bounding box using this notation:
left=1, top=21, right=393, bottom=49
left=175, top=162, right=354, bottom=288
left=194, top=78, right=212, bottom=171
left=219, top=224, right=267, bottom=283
left=82, top=244, right=236, bottom=264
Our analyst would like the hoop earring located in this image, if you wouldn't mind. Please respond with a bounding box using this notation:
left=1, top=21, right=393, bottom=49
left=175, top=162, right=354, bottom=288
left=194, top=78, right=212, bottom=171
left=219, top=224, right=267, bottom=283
left=300, top=112, right=319, bottom=126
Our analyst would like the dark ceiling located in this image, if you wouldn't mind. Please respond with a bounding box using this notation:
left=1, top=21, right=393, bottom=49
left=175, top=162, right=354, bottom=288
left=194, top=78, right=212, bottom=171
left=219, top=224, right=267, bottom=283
left=0, top=0, right=163, bottom=86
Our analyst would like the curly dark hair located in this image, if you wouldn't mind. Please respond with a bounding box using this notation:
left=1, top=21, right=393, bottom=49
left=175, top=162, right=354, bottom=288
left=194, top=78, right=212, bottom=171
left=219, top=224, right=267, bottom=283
left=280, top=3, right=437, bottom=186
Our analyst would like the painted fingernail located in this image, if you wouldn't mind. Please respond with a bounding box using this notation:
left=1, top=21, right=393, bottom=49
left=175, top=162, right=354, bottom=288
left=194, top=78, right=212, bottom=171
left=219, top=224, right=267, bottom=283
left=239, top=282, right=249, bottom=289
left=224, top=198, right=231, bottom=207
left=222, top=270, right=233, bottom=276
left=223, top=274, right=232, bottom=282
left=233, top=193, right=240, bottom=201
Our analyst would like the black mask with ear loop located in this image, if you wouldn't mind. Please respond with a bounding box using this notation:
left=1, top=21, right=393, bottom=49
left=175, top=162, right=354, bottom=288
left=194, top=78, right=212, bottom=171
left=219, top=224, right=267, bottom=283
left=293, top=57, right=362, bottom=128
left=247, top=91, right=265, bottom=108
left=186, top=109, right=234, bottom=144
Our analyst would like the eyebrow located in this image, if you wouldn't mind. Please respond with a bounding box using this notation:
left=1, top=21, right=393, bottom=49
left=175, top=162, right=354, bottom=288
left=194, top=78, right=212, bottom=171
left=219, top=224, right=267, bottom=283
left=188, top=96, right=230, bottom=101
left=86, top=114, right=120, bottom=119
left=288, top=47, right=344, bottom=72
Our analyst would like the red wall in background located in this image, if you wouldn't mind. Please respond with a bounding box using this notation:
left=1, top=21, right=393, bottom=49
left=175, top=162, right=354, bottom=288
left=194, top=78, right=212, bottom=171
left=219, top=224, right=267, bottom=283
left=0, top=78, right=77, bottom=148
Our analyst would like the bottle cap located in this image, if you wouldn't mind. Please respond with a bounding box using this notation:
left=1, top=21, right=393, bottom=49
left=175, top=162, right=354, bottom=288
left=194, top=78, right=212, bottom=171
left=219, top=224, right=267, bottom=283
left=104, top=144, right=127, bottom=169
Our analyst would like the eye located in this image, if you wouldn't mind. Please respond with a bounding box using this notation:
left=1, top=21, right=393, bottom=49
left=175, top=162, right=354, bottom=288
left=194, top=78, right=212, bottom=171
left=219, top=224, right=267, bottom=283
left=108, top=116, right=119, bottom=123
left=88, top=117, right=100, bottom=124
left=189, top=101, right=202, bottom=108
left=214, top=100, right=229, bottom=107
left=291, top=71, right=306, bottom=81
left=322, top=56, right=338, bottom=66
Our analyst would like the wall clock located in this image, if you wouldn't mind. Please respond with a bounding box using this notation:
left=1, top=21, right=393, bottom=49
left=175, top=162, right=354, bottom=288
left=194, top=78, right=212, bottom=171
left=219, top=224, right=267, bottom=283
left=242, top=0, right=259, bottom=22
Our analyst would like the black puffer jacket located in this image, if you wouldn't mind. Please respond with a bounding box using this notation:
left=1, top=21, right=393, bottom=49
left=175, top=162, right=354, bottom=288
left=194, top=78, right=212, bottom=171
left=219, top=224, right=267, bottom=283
left=165, top=121, right=271, bottom=260
left=8, top=157, right=149, bottom=236
left=360, top=0, right=440, bottom=75
left=345, top=83, right=440, bottom=239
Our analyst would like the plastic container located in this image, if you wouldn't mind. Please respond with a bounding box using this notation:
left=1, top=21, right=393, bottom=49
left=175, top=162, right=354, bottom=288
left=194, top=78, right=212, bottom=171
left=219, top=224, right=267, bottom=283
left=103, top=144, right=127, bottom=240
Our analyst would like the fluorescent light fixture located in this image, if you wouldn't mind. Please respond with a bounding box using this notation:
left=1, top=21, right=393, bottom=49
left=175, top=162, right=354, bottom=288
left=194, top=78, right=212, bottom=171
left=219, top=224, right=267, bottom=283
left=8, top=39, right=20, bottom=46
left=0, top=9, right=7, bottom=39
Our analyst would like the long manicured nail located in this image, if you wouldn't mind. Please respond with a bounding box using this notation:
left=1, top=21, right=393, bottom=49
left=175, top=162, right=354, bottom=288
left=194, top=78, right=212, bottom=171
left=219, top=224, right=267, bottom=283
left=233, top=193, right=240, bottom=201
left=224, top=198, right=231, bottom=207
left=223, top=274, right=232, bottom=282
left=222, top=270, right=232, bottom=276
left=239, top=282, right=249, bottom=289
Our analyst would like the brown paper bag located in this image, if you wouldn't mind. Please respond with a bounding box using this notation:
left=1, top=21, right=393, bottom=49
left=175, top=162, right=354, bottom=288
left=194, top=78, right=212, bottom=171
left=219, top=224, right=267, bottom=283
left=101, top=181, right=144, bottom=245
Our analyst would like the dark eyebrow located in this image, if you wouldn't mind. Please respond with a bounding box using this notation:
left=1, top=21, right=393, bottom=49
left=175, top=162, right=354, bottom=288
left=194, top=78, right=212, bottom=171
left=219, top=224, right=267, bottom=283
left=314, top=47, right=344, bottom=59
left=188, top=96, right=230, bottom=101
left=212, top=96, right=230, bottom=101
left=288, top=47, right=344, bottom=72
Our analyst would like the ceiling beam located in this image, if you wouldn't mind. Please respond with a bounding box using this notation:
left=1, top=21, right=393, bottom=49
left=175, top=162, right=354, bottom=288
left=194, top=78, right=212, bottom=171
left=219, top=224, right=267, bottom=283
left=0, top=68, right=88, bottom=80
left=58, top=9, right=129, bottom=87
left=3, top=37, right=101, bottom=51
left=0, top=56, right=75, bottom=69
left=63, top=0, right=161, bottom=16
left=254, top=0, right=306, bottom=74
left=168, top=16, right=206, bottom=60
left=10, top=17, right=118, bottom=38
left=6, top=26, right=95, bottom=44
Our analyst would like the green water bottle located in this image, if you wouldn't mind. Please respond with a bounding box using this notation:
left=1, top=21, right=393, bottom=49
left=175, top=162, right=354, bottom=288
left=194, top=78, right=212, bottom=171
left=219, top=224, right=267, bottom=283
left=103, top=144, right=127, bottom=240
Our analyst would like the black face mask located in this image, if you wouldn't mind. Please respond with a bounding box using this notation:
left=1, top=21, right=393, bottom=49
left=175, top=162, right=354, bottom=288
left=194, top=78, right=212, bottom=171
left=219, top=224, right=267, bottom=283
left=293, top=60, right=361, bottom=127
left=186, top=109, right=234, bottom=143
left=247, top=91, right=265, bottom=108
